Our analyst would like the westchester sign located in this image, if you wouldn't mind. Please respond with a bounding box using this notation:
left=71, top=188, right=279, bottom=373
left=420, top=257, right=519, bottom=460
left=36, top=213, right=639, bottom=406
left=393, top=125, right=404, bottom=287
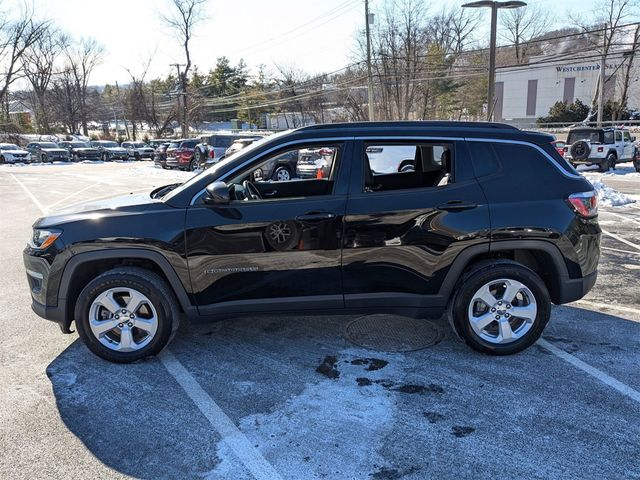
left=556, top=63, right=618, bottom=72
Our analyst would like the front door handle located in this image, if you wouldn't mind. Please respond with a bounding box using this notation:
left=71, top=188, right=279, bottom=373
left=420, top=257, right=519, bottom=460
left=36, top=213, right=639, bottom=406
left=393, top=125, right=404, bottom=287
left=295, top=212, right=337, bottom=221
left=437, top=200, right=477, bottom=211
left=263, top=189, right=278, bottom=197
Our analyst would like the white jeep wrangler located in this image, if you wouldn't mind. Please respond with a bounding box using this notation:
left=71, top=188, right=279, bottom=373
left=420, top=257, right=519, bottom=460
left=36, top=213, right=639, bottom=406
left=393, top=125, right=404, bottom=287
left=564, top=126, right=637, bottom=172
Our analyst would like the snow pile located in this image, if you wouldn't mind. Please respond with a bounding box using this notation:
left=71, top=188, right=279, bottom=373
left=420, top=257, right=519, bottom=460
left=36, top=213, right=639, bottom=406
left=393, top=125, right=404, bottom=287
left=590, top=179, right=637, bottom=207
left=129, top=164, right=199, bottom=180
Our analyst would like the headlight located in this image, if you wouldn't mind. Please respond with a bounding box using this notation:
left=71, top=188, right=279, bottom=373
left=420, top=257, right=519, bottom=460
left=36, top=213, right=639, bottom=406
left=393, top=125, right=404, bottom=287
left=29, top=229, right=61, bottom=250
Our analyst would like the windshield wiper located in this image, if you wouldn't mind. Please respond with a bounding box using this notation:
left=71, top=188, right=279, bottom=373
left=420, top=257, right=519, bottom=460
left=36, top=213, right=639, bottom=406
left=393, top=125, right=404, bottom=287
left=150, top=183, right=182, bottom=199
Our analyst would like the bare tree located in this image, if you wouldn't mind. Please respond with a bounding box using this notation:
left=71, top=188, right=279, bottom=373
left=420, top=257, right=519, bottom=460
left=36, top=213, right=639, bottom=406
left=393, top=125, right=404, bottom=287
left=501, top=5, right=552, bottom=64
left=160, top=0, right=207, bottom=136
left=65, top=38, right=104, bottom=135
left=613, top=23, right=640, bottom=119
left=23, top=28, right=68, bottom=133
left=0, top=5, right=48, bottom=121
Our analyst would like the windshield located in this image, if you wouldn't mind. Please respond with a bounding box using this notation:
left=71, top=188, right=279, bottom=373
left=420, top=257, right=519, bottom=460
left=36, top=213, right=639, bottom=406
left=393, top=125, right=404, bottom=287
left=132, top=142, right=145, bottom=147
left=0, top=144, right=19, bottom=150
left=69, top=142, right=88, bottom=147
left=162, top=132, right=287, bottom=202
left=40, top=142, right=58, bottom=148
left=99, top=141, right=119, bottom=147
left=567, top=130, right=601, bottom=144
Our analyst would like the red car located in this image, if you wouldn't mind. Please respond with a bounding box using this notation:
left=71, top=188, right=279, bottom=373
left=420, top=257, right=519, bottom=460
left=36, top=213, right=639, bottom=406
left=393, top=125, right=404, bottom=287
left=165, top=138, right=199, bottom=170
left=552, top=140, right=566, bottom=157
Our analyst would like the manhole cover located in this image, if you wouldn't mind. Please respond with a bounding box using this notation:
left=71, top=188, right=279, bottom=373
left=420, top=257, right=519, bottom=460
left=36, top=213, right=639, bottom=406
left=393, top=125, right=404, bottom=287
left=344, top=314, right=444, bottom=352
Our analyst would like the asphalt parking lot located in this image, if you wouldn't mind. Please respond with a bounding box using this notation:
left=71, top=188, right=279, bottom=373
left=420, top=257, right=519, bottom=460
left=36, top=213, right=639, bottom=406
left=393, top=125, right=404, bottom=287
left=1, top=161, right=639, bottom=480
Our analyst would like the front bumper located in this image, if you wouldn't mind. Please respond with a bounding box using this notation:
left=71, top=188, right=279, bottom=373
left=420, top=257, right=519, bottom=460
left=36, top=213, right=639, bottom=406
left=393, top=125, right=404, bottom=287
left=23, top=251, right=71, bottom=332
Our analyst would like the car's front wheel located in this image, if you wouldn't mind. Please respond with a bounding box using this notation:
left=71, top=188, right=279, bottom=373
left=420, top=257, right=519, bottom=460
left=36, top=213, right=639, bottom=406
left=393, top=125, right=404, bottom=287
left=600, top=154, right=616, bottom=172
left=102, top=152, right=109, bottom=162
left=75, top=267, right=179, bottom=363
left=272, top=165, right=291, bottom=181
left=450, top=260, right=550, bottom=355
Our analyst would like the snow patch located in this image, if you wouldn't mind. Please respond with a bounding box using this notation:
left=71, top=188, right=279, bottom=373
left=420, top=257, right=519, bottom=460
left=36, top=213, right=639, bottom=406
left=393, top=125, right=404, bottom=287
left=590, top=179, right=637, bottom=207
left=207, top=348, right=399, bottom=479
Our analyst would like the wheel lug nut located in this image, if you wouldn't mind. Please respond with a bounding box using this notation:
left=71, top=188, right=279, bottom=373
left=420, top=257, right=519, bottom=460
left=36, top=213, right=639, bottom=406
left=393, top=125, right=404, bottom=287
left=507, top=304, right=511, bottom=309
left=491, top=308, right=496, bottom=312
left=118, top=323, right=123, bottom=328
left=498, top=301, right=503, bottom=305
left=495, top=315, right=500, bottom=320
left=121, top=309, right=127, bottom=314
left=127, top=322, right=133, bottom=327
left=130, top=314, right=135, bottom=319
left=115, top=314, right=119, bottom=319
left=505, top=313, right=510, bottom=318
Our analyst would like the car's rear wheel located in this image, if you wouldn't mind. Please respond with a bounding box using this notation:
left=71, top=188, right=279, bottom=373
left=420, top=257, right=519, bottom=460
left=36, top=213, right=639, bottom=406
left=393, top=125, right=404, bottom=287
left=194, top=148, right=205, bottom=168
left=599, top=154, right=615, bottom=172
left=0, top=155, right=5, bottom=164
left=450, top=260, right=551, bottom=355
left=102, top=152, right=109, bottom=162
left=75, top=267, right=179, bottom=363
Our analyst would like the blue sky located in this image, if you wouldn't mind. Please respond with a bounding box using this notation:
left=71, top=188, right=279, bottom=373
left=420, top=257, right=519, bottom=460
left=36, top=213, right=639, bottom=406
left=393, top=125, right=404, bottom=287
left=24, top=0, right=610, bottom=85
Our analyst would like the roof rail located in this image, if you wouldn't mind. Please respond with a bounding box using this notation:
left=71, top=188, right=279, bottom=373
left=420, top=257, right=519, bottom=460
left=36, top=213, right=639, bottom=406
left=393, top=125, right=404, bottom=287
left=296, top=121, right=520, bottom=131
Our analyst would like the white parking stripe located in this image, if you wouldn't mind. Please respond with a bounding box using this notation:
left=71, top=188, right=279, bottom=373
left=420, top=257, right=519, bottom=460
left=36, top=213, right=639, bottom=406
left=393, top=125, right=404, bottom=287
left=538, top=339, right=640, bottom=403
left=601, top=246, right=640, bottom=256
left=571, top=299, right=640, bottom=322
left=159, top=350, right=283, bottom=480
left=47, top=182, right=101, bottom=209
left=11, top=174, right=46, bottom=214
left=601, top=229, right=640, bottom=252
left=602, top=210, right=640, bottom=227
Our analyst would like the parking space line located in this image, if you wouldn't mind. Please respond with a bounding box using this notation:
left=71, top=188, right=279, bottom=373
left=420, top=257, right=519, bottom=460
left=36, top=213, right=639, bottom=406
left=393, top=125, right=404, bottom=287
left=572, top=299, right=640, bottom=322
left=601, top=246, right=640, bottom=256
left=602, top=210, right=640, bottom=227
left=538, top=339, right=640, bottom=404
left=601, top=229, right=640, bottom=252
left=159, top=350, right=283, bottom=480
left=11, top=174, right=46, bottom=214
left=47, top=183, right=101, bottom=209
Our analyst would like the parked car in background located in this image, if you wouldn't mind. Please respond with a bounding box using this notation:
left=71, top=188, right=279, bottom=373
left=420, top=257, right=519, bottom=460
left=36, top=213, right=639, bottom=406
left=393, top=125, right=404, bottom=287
left=365, top=145, right=418, bottom=173
left=26, top=142, right=70, bottom=163
left=0, top=143, right=30, bottom=163
left=225, top=138, right=259, bottom=158
left=194, top=134, right=263, bottom=168
left=153, top=142, right=171, bottom=169
left=121, top=141, right=155, bottom=160
left=147, top=139, right=170, bottom=149
left=552, top=140, right=566, bottom=157
left=252, top=149, right=298, bottom=181
left=90, top=140, right=129, bottom=161
left=296, top=147, right=337, bottom=179
left=165, top=138, right=199, bottom=170
left=58, top=141, right=100, bottom=162
left=564, top=126, right=635, bottom=171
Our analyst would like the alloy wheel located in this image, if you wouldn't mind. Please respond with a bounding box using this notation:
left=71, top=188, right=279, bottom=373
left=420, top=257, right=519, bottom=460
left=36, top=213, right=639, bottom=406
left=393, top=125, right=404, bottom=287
left=467, top=278, right=537, bottom=345
left=88, top=287, right=159, bottom=352
left=274, top=167, right=291, bottom=181
left=268, top=222, right=292, bottom=244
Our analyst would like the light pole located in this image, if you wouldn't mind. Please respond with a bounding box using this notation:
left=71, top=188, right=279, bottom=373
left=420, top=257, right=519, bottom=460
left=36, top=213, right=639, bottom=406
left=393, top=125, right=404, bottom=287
left=365, top=0, right=375, bottom=121
left=462, top=1, right=526, bottom=121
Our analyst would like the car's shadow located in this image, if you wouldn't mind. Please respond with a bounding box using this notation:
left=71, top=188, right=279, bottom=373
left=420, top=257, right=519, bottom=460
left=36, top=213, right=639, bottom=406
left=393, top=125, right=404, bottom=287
left=46, top=306, right=639, bottom=479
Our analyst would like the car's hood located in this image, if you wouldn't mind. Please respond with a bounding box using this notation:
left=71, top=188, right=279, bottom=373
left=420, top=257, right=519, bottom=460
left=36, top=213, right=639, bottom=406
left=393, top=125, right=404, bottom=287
left=36, top=192, right=163, bottom=228
left=2, top=149, right=28, bottom=154
left=41, top=148, right=68, bottom=153
left=104, top=147, right=127, bottom=152
left=72, top=147, right=98, bottom=153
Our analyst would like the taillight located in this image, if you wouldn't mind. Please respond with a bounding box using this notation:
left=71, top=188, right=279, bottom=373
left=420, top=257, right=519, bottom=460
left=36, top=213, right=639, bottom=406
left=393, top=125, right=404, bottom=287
left=568, top=191, right=598, bottom=218
left=563, top=147, right=568, bottom=152
left=209, top=149, right=215, bottom=158
left=597, top=146, right=604, bottom=152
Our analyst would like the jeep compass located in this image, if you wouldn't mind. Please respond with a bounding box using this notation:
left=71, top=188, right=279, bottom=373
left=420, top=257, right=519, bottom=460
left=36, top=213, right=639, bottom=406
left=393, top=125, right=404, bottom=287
left=23, top=122, right=601, bottom=363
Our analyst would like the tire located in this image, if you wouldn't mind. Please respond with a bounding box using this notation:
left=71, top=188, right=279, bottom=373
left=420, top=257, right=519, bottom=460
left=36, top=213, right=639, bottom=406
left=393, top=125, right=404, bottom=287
left=0, top=155, right=4, bottom=164
left=41, top=154, right=48, bottom=163
left=272, top=165, right=291, bottom=181
left=134, top=152, right=140, bottom=161
left=194, top=148, right=204, bottom=168
left=634, top=159, right=640, bottom=173
left=570, top=140, right=591, bottom=161
left=189, top=159, right=199, bottom=171
left=599, top=153, right=615, bottom=172
left=102, top=152, right=109, bottom=162
left=449, top=260, right=551, bottom=356
left=398, top=159, right=415, bottom=172
left=75, top=267, right=179, bottom=363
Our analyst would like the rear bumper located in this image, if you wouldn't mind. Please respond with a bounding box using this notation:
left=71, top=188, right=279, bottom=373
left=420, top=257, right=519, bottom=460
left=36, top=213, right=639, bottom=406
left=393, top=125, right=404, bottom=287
left=555, top=270, right=597, bottom=304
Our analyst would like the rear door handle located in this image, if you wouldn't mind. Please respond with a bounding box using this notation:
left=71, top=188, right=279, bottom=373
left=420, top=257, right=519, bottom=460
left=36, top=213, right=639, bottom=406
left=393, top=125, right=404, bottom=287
left=295, top=212, right=336, bottom=221
left=437, top=200, right=477, bottom=211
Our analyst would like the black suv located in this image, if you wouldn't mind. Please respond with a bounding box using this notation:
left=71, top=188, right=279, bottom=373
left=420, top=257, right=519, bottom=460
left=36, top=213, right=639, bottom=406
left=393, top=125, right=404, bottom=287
left=23, top=122, right=600, bottom=363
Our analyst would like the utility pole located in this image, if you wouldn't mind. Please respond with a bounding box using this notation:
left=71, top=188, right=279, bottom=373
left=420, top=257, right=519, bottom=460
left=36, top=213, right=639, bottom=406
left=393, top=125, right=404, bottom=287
left=171, top=63, right=188, bottom=137
left=115, top=81, right=131, bottom=140
left=365, top=0, right=375, bottom=121
left=597, top=22, right=607, bottom=127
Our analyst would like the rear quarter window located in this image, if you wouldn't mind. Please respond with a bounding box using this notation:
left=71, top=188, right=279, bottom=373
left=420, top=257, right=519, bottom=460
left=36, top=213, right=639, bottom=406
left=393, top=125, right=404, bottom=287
left=468, top=142, right=500, bottom=177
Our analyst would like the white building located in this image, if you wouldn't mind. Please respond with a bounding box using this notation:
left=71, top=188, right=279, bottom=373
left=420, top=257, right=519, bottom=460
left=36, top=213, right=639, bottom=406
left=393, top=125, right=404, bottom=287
left=495, top=49, right=639, bottom=125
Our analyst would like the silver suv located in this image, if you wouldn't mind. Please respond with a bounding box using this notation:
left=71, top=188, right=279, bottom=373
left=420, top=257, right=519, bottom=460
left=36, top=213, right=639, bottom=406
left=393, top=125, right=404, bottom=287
left=564, top=126, right=636, bottom=172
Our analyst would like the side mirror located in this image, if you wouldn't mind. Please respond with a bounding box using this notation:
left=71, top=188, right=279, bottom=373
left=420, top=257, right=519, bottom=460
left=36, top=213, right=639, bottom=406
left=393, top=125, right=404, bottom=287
left=204, top=181, right=230, bottom=205
left=633, top=136, right=636, bottom=142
